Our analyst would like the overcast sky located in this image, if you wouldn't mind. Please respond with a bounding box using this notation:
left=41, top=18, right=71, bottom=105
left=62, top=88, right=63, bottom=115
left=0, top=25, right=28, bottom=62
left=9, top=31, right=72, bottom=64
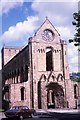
left=0, top=0, right=79, bottom=73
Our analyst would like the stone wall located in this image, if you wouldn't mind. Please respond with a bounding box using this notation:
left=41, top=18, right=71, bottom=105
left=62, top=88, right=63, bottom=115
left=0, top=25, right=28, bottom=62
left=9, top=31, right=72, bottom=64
left=2, top=18, right=79, bottom=110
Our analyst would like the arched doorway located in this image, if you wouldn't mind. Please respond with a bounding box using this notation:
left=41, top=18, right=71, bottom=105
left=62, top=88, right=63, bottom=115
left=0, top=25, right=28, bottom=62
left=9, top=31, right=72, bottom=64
left=2, top=85, right=10, bottom=110
left=4, top=85, right=9, bottom=101
left=46, top=82, right=65, bottom=109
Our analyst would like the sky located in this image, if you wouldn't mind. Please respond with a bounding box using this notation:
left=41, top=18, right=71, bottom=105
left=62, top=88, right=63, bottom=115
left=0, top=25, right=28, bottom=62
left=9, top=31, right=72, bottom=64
left=0, top=0, right=79, bottom=73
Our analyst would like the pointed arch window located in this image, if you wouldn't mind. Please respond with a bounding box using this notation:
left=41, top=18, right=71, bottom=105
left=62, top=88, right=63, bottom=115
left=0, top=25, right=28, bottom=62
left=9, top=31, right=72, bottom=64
left=21, top=87, right=25, bottom=100
left=46, top=47, right=53, bottom=71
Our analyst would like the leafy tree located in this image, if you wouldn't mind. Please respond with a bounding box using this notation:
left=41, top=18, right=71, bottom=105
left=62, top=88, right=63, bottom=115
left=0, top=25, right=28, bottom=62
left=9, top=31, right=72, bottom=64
left=69, top=11, right=80, bottom=51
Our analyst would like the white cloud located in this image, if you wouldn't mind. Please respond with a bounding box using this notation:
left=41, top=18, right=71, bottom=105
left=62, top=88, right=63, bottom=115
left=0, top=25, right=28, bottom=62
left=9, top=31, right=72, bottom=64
left=1, top=16, right=39, bottom=43
left=32, top=1, right=78, bottom=25
left=0, top=0, right=24, bottom=14
left=32, top=0, right=79, bottom=2
left=56, top=26, right=75, bottom=41
left=68, top=43, right=78, bottom=72
left=0, top=15, right=39, bottom=70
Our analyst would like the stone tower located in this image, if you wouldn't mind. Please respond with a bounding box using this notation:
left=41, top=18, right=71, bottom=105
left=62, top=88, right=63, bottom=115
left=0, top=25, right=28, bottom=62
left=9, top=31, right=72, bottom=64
left=28, top=18, right=75, bottom=109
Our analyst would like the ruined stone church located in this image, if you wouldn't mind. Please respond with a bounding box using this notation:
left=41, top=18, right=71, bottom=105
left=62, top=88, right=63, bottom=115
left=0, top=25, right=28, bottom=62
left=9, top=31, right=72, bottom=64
left=2, top=18, right=79, bottom=109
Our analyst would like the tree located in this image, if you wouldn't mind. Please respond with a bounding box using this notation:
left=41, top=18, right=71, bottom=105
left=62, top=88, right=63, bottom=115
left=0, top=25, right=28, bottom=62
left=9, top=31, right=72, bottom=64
left=69, top=11, right=80, bottom=51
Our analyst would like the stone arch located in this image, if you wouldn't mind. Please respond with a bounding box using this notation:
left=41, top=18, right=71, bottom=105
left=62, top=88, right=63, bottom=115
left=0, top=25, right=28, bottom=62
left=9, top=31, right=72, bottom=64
left=40, top=74, right=46, bottom=81
left=2, top=85, right=10, bottom=110
left=3, top=85, right=10, bottom=101
left=52, top=75, right=55, bottom=81
left=20, top=87, right=25, bottom=100
left=37, top=74, right=47, bottom=109
left=57, top=73, right=64, bottom=82
left=47, top=71, right=56, bottom=82
left=46, top=82, right=65, bottom=108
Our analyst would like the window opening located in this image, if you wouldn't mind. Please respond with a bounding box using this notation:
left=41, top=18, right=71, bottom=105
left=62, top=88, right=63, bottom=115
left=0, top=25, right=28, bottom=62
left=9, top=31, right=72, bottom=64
left=74, top=84, right=78, bottom=99
left=21, top=87, right=25, bottom=100
left=46, top=47, right=53, bottom=71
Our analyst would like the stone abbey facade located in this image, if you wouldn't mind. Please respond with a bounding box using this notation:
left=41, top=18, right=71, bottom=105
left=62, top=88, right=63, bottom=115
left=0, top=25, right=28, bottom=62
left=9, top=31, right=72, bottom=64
left=2, top=18, right=79, bottom=109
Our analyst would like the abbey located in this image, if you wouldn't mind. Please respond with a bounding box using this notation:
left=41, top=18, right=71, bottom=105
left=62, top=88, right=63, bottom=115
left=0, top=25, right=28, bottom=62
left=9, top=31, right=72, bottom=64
left=2, top=18, right=79, bottom=109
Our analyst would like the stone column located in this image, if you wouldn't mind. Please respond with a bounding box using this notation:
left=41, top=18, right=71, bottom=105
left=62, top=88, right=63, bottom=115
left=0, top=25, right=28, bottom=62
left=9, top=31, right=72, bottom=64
left=41, top=81, right=47, bottom=110
left=49, top=90, right=53, bottom=104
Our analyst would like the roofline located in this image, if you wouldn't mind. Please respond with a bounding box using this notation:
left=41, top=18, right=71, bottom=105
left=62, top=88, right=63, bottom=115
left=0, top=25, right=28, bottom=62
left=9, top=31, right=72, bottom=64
left=34, top=17, right=60, bottom=36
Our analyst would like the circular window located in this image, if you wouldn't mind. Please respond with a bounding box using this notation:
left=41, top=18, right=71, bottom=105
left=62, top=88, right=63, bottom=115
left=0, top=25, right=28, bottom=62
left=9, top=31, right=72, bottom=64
left=42, top=29, right=54, bottom=41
